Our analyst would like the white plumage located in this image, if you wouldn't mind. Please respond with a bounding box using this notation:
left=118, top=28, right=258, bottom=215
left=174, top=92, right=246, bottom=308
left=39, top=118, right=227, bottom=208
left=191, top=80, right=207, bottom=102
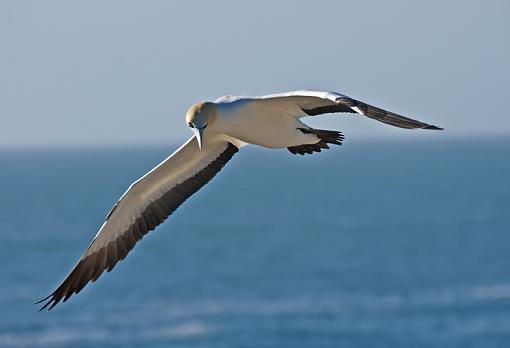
left=39, top=90, right=442, bottom=310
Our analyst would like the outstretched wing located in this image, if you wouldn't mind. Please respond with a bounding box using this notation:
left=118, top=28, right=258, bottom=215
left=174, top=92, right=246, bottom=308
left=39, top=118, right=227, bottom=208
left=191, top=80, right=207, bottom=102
left=251, top=90, right=443, bottom=130
left=39, top=136, right=238, bottom=310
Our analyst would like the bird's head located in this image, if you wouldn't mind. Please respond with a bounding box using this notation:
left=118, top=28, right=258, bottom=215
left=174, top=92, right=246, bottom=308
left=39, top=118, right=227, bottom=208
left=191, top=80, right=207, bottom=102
left=185, top=102, right=218, bottom=150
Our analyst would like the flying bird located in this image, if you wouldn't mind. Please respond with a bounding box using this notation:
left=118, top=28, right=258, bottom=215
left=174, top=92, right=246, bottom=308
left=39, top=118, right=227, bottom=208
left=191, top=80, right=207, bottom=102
left=38, top=90, right=442, bottom=310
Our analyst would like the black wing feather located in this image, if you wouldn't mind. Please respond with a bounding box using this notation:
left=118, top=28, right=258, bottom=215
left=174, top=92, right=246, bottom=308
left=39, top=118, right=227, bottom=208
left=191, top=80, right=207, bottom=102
left=38, top=143, right=238, bottom=311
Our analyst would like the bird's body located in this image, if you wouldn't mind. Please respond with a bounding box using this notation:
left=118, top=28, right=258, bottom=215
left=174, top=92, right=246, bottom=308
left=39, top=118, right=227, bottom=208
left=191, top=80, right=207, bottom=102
left=213, top=95, right=314, bottom=148
left=39, top=90, right=442, bottom=310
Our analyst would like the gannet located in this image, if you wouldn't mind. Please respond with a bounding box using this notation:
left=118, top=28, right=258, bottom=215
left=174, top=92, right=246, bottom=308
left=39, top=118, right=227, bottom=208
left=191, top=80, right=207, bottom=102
left=38, top=90, right=442, bottom=310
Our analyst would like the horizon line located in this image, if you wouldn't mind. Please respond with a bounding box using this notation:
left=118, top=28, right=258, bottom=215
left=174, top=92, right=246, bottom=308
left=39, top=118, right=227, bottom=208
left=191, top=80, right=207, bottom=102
left=1, top=134, right=509, bottom=152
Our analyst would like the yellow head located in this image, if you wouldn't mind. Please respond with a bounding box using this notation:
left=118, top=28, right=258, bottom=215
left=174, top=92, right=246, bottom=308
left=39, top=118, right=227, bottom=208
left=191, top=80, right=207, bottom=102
left=185, top=102, right=218, bottom=150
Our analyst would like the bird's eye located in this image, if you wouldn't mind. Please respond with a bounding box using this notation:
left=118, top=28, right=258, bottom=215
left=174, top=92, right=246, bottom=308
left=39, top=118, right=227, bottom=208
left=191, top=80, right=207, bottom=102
left=188, top=122, right=194, bottom=128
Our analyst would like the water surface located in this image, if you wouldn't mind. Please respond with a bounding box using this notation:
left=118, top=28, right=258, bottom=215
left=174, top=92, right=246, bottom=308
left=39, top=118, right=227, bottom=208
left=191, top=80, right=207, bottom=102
left=1, top=139, right=509, bottom=347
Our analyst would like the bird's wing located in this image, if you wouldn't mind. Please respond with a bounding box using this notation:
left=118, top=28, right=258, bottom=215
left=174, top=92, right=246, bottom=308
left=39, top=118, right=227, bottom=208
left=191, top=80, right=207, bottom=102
left=247, top=90, right=442, bottom=130
left=38, top=136, right=239, bottom=310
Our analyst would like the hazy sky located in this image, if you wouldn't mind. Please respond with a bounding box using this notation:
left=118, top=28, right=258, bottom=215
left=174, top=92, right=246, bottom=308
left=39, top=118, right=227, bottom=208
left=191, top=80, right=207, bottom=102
left=1, top=0, right=509, bottom=148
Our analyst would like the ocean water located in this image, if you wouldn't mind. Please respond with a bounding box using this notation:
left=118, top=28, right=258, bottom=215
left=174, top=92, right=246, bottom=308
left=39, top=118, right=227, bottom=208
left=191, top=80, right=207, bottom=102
left=1, top=138, right=510, bottom=347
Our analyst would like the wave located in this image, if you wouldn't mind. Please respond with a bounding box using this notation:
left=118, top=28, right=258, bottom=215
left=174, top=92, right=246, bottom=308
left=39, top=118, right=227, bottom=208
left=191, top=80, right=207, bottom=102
left=0, top=321, right=213, bottom=347
left=3, top=283, right=510, bottom=347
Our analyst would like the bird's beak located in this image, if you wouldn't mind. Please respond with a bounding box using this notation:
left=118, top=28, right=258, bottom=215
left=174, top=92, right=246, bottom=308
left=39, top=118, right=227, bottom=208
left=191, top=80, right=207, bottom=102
left=193, top=127, right=204, bottom=150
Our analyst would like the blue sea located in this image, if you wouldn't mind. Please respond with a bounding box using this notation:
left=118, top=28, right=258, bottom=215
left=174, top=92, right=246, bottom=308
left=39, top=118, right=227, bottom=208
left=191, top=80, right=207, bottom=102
left=1, top=139, right=510, bottom=347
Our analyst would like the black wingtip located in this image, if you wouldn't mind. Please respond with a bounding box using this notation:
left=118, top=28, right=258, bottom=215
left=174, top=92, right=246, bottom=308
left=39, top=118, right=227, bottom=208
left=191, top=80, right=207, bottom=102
left=35, top=294, right=52, bottom=305
left=423, top=125, right=444, bottom=130
left=36, top=293, right=57, bottom=312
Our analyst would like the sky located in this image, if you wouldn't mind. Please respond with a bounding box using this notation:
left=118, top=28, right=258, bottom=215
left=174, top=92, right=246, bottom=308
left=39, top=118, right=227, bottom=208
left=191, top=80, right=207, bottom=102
left=1, top=0, right=509, bottom=148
